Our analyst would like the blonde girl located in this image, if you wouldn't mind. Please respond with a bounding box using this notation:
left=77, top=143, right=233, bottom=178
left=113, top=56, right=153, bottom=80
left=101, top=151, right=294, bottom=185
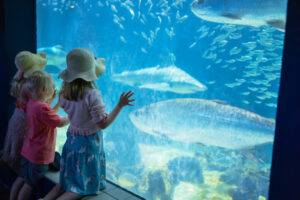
left=43, top=48, right=134, bottom=200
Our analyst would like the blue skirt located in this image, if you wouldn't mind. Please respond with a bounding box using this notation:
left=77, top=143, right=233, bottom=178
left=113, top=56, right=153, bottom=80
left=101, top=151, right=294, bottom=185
left=60, top=130, right=106, bottom=195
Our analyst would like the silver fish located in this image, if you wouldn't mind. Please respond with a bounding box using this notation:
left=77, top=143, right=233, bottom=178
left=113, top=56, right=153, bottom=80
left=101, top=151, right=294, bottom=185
left=191, top=0, right=287, bottom=31
left=129, top=98, right=275, bottom=149
left=112, top=66, right=207, bottom=94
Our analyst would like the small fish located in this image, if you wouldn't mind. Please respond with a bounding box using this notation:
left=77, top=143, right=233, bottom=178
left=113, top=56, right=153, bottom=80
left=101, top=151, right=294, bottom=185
left=207, top=80, right=216, bottom=84
left=189, top=42, right=197, bottom=48
left=120, top=36, right=127, bottom=43
left=141, top=48, right=148, bottom=53
left=229, top=47, right=242, bottom=55
left=229, top=32, right=242, bottom=40
left=206, top=65, right=211, bottom=69
left=265, top=103, right=277, bottom=108
left=110, top=4, right=118, bottom=13
left=241, top=92, right=250, bottom=96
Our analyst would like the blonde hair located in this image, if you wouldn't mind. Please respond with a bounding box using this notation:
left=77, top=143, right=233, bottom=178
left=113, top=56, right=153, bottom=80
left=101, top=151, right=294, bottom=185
left=60, top=78, right=97, bottom=101
left=26, top=71, right=55, bottom=98
left=10, top=77, right=27, bottom=98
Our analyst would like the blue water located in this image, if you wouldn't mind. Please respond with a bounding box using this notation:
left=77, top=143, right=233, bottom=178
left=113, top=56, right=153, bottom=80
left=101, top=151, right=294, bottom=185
left=37, top=0, right=286, bottom=199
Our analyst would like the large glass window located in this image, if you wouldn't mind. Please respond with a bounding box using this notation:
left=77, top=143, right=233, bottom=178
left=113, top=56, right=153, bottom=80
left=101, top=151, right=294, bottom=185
left=37, top=0, right=287, bottom=199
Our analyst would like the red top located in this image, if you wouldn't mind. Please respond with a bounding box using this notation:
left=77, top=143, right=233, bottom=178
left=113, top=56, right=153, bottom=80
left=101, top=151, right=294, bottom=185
left=21, top=99, right=63, bottom=164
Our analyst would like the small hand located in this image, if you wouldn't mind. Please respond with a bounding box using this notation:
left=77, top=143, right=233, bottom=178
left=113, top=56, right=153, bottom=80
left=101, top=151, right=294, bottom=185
left=118, top=90, right=135, bottom=107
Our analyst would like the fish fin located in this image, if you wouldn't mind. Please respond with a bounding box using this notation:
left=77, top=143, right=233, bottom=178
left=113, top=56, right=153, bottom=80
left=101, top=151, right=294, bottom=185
left=196, top=142, right=206, bottom=147
left=221, top=12, right=242, bottom=20
left=266, top=20, right=285, bottom=31
left=212, top=99, right=228, bottom=105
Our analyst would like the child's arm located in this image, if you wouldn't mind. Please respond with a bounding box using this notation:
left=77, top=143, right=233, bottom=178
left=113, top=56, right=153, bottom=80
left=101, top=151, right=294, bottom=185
left=98, top=91, right=134, bottom=129
left=52, top=92, right=62, bottom=113
left=57, top=117, right=69, bottom=127
left=48, top=90, right=61, bottom=113
left=52, top=102, right=60, bottom=113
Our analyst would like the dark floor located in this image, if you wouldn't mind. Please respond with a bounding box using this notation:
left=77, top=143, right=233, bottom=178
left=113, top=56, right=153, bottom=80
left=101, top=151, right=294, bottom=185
left=0, top=183, right=10, bottom=200
left=0, top=165, right=145, bottom=200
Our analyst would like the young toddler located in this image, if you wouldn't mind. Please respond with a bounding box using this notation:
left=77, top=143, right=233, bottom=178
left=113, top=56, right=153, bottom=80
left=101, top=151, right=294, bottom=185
left=10, top=71, right=69, bottom=200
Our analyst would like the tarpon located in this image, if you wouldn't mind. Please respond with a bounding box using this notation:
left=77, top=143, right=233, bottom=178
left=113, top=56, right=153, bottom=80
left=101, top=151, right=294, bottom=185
left=191, top=0, right=287, bottom=31
left=129, top=98, right=275, bottom=149
left=111, top=65, right=207, bottom=94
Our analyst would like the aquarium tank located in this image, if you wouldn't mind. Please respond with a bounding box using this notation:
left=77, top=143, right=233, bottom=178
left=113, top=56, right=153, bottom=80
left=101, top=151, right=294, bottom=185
left=36, top=0, right=287, bottom=199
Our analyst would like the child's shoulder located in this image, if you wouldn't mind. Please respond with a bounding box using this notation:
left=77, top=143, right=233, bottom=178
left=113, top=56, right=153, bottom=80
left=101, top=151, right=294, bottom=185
left=84, top=87, right=102, bottom=97
left=83, top=88, right=104, bottom=105
left=27, top=99, right=51, bottom=112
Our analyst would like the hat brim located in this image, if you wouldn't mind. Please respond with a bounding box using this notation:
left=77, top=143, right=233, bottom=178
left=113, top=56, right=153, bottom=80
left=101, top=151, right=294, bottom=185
left=23, top=64, right=47, bottom=78
left=95, top=58, right=106, bottom=77
left=59, top=68, right=98, bottom=83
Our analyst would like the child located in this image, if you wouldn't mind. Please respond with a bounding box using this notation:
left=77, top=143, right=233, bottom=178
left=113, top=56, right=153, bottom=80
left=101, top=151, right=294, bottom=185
left=1, top=51, right=47, bottom=172
left=10, top=71, right=69, bottom=200
left=42, top=48, right=134, bottom=200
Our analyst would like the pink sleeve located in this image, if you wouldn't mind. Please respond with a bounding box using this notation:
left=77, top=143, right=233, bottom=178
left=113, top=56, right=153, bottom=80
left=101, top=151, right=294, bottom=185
left=39, top=103, right=63, bottom=128
left=87, top=90, right=107, bottom=123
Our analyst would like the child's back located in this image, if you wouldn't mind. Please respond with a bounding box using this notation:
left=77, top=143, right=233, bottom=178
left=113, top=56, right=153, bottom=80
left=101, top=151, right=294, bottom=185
left=60, top=87, right=107, bottom=135
left=43, top=48, right=134, bottom=200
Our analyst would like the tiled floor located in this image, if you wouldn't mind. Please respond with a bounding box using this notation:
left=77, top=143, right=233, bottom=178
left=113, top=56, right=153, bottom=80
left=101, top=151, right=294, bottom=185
left=45, top=172, right=145, bottom=200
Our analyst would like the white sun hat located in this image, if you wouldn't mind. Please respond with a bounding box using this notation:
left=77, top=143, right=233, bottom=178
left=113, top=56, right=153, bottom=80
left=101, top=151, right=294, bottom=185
left=14, top=51, right=47, bottom=80
left=59, top=48, right=106, bottom=82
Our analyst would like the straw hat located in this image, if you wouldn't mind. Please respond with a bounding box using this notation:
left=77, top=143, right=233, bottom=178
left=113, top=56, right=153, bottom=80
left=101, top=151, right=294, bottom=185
left=59, top=48, right=106, bottom=82
left=14, top=51, right=47, bottom=80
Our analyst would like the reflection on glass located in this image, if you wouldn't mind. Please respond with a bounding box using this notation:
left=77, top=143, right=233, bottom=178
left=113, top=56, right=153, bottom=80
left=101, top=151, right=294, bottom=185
left=37, top=0, right=287, bottom=199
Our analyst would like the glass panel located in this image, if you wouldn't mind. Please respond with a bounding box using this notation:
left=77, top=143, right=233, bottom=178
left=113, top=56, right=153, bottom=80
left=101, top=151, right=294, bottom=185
left=37, top=0, right=287, bottom=199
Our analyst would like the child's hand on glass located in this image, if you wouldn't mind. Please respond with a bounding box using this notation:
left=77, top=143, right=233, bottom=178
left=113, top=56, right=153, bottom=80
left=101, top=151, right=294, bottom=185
left=118, top=91, right=135, bottom=108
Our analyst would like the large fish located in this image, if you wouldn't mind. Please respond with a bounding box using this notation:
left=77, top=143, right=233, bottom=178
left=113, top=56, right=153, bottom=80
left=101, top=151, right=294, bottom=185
left=111, top=65, right=207, bottom=94
left=129, top=98, right=275, bottom=149
left=37, top=45, right=67, bottom=73
left=190, top=0, right=287, bottom=31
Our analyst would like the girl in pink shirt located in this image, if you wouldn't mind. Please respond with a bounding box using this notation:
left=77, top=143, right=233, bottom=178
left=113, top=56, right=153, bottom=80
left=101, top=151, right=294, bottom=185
left=1, top=51, right=47, bottom=172
left=42, top=48, right=134, bottom=200
left=10, top=71, right=69, bottom=200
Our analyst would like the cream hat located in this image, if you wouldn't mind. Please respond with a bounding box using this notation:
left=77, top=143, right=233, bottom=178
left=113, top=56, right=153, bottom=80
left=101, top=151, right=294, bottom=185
left=14, top=51, right=47, bottom=80
left=59, top=48, right=106, bottom=82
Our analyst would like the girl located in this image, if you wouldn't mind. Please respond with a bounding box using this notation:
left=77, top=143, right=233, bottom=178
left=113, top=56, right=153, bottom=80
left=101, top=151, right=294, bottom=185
left=10, top=71, right=69, bottom=200
left=1, top=51, right=47, bottom=172
left=43, top=48, right=134, bottom=200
